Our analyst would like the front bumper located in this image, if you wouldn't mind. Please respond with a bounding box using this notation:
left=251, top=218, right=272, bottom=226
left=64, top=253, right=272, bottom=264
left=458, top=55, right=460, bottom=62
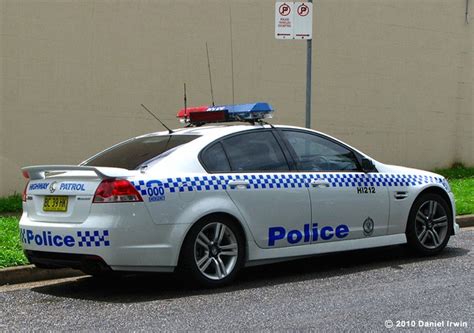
left=19, top=207, right=188, bottom=272
left=448, top=192, right=460, bottom=235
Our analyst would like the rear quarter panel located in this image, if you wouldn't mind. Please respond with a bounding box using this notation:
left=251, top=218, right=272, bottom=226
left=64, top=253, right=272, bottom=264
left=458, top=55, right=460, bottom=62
left=130, top=174, right=257, bottom=260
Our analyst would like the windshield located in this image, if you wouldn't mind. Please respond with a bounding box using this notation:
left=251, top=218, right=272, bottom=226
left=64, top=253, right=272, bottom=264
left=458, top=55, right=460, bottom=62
left=82, top=135, right=199, bottom=170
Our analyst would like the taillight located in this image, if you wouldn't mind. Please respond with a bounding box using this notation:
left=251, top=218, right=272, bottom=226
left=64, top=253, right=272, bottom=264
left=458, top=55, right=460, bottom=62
left=22, top=182, right=29, bottom=202
left=93, top=179, right=143, bottom=203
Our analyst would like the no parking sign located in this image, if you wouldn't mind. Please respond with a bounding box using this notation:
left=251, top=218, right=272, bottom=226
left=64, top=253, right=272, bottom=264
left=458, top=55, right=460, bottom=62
left=275, top=2, right=313, bottom=40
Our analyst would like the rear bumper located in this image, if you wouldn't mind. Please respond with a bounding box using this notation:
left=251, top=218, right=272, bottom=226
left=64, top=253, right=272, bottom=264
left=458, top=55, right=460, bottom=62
left=25, top=250, right=110, bottom=272
left=19, top=209, right=188, bottom=272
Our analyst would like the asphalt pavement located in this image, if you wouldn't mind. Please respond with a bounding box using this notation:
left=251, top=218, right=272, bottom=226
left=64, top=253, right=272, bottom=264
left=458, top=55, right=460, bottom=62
left=1, top=229, right=472, bottom=332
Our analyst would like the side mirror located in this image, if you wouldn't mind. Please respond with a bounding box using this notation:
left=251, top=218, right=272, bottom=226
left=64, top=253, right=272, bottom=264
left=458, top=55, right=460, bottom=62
left=361, top=158, right=377, bottom=173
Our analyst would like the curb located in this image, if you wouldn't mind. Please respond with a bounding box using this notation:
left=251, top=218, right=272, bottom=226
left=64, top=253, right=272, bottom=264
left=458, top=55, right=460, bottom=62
left=0, top=212, right=21, bottom=218
left=0, top=265, right=83, bottom=286
left=457, top=214, right=474, bottom=228
left=1, top=215, right=473, bottom=286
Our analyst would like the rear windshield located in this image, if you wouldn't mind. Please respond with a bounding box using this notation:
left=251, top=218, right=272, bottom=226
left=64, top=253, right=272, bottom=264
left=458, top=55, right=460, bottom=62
left=82, top=135, right=199, bottom=170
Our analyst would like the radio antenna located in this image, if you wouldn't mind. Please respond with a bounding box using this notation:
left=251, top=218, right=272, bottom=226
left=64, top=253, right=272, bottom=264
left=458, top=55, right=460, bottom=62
left=183, top=83, right=188, bottom=115
left=140, top=104, right=173, bottom=134
left=206, top=42, right=215, bottom=106
left=229, top=4, right=235, bottom=108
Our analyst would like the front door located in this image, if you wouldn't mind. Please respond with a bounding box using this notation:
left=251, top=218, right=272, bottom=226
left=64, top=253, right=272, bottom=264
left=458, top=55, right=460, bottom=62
left=279, top=129, right=390, bottom=243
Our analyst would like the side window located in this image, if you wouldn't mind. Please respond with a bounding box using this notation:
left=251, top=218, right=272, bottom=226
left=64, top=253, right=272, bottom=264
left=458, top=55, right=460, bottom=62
left=201, top=142, right=231, bottom=172
left=221, top=131, right=289, bottom=172
left=282, top=130, right=360, bottom=171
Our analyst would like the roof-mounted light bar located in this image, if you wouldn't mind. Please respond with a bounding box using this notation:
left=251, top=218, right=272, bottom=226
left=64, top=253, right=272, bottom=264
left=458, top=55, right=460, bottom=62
left=177, top=102, right=274, bottom=125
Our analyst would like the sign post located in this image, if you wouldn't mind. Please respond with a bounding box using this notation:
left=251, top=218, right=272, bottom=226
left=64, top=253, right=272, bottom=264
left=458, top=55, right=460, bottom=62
left=304, top=1, right=312, bottom=129
left=275, top=1, right=313, bottom=128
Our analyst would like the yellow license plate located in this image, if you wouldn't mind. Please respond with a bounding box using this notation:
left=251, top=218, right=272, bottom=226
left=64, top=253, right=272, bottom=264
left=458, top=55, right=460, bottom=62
left=43, top=196, right=68, bottom=212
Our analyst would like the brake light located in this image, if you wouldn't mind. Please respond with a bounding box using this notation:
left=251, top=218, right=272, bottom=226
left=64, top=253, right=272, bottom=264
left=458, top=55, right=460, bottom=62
left=22, top=170, right=29, bottom=179
left=22, top=182, right=29, bottom=202
left=93, top=179, right=143, bottom=203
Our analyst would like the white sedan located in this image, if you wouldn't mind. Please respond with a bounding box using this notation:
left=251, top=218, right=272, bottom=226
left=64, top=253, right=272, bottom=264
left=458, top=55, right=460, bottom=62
left=20, top=102, right=459, bottom=287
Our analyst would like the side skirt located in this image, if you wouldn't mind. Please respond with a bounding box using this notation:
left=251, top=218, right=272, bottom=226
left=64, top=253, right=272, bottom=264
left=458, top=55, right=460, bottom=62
left=245, top=234, right=407, bottom=266
left=110, top=265, right=175, bottom=273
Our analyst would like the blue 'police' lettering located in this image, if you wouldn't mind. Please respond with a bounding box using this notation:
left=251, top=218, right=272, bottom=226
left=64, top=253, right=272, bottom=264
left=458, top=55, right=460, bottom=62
left=335, top=225, right=350, bottom=238
left=63, top=235, right=75, bottom=247
left=26, top=230, right=34, bottom=243
left=320, top=226, right=333, bottom=240
left=53, top=235, right=63, bottom=247
left=268, top=223, right=350, bottom=246
left=268, top=227, right=285, bottom=246
left=20, top=228, right=110, bottom=248
left=287, top=230, right=303, bottom=244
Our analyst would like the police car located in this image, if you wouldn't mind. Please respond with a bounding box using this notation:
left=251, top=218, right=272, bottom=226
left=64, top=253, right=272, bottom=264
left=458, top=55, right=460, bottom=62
left=20, top=102, right=459, bottom=287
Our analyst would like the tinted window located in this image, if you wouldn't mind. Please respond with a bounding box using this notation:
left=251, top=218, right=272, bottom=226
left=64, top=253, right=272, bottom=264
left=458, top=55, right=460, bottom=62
left=282, top=130, right=359, bottom=171
left=83, top=135, right=199, bottom=170
left=221, top=131, right=289, bottom=172
left=201, top=142, right=231, bottom=172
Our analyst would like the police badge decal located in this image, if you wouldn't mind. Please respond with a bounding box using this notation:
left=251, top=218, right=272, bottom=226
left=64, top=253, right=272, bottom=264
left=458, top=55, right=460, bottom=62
left=363, top=217, right=374, bottom=236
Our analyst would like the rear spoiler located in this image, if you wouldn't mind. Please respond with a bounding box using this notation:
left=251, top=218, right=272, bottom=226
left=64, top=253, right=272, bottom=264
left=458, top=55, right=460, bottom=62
left=22, top=165, right=139, bottom=180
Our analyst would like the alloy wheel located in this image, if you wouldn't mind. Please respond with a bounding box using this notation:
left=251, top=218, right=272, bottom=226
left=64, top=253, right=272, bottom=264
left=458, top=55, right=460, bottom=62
left=194, top=222, right=239, bottom=280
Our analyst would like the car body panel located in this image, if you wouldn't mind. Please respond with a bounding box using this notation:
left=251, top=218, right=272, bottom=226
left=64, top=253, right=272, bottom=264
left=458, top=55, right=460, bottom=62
left=19, top=203, right=186, bottom=270
left=223, top=172, right=312, bottom=249
left=307, top=172, right=390, bottom=240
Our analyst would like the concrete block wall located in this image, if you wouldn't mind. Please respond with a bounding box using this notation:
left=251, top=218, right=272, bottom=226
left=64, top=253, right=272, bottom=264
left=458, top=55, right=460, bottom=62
left=0, top=0, right=472, bottom=195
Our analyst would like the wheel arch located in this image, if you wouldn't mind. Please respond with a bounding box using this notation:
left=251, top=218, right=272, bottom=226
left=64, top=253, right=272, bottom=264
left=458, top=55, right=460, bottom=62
left=177, top=211, right=249, bottom=265
left=409, top=186, right=455, bottom=235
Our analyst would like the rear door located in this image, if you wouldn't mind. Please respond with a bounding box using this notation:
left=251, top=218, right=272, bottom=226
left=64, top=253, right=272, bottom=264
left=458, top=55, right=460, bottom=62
left=279, top=129, right=390, bottom=241
left=201, top=130, right=312, bottom=249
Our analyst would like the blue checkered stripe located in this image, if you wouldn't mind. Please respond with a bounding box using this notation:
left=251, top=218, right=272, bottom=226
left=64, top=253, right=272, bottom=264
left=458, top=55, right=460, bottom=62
left=133, top=180, right=147, bottom=196
left=163, top=176, right=231, bottom=192
left=133, top=173, right=445, bottom=194
left=76, top=230, right=110, bottom=247
left=322, top=173, right=445, bottom=188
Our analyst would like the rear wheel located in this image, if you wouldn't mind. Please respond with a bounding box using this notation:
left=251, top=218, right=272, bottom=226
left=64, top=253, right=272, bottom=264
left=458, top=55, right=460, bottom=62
left=406, top=193, right=452, bottom=255
left=179, top=215, right=244, bottom=287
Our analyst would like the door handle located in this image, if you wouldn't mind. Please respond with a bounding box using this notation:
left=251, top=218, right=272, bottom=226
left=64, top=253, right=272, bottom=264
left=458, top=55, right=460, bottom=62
left=310, top=179, right=330, bottom=188
left=228, top=180, right=250, bottom=189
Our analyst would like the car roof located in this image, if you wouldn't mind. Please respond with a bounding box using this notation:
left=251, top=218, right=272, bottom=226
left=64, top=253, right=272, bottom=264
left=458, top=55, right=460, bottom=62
left=136, top=124, right=270, bottom=138
left=136, top=123, right=328, bottom=139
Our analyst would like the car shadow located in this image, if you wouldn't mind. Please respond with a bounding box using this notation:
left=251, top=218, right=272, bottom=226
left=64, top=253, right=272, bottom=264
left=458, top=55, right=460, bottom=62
left=32, top=244, right=469, bottom=304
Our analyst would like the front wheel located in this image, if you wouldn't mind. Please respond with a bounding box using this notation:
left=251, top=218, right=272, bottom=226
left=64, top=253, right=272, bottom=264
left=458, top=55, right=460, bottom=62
left=406, top=193, right=452, bottom=255
left=179, top=215, right=245, bottom=287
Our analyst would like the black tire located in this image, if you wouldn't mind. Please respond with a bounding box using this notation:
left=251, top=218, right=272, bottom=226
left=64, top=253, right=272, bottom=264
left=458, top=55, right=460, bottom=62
left=406, top=193, right=452, bottom=256
left=178, top=215, right=245, bottom=288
